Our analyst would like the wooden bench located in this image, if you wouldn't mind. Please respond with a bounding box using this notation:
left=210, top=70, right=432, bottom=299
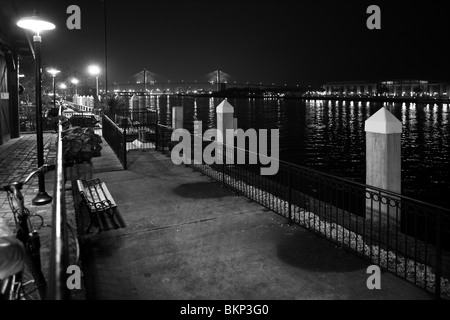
left=77, top=178, right=120, bottom=233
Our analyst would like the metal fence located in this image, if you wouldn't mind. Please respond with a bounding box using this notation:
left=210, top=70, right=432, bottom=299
left=121, top=110, right=157, bottom=152
left=19, top=107, right=55, bottom=132
left=102, top=109, right=158, bottom=163
left=155, top=124, right=176, bottom=155
left=102, top=115, right=127, bottom=169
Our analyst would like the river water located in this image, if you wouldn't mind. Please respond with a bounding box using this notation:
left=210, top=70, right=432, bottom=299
left=147, top=95, right=450, bottom=209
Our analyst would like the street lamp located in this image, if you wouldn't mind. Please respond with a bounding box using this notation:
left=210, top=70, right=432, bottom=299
left=47, top=68, right=60, bottom=109
left=71, top=78, right=79, bottom=96
left=17, top=12, right=55, bottom=205
left=59, top=83, right=67, bottom=100
left=88, top=65, right=100, bottom=98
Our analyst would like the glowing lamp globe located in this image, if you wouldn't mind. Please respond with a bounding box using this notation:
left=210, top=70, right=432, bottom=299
left=47, top=68, right=60, bottom=77
left=17, top=15, right=55, bottom=35
left=88, top=65, right=101, bottom=76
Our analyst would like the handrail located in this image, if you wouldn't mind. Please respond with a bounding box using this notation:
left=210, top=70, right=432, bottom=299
left=48, top=106, right=70, bottom=300
left=102, top=114, right=127, bottom=169
left=103, top=113, right=124, bottom=132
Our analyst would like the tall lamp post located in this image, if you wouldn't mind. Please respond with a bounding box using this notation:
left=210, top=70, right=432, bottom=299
left=17, top=13, right=55, bottom=205
left=47, top=68, right=60, bottom=109
left=88, top=65, right=100, bottom=99
left=71, top=78, right=79, bottom=97
left=59, top=83, right=67, bottom=101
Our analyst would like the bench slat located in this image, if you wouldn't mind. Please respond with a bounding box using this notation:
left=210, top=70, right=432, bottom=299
left=77, top=179, right=117, bottom=212
left=76, top=178, right=120, bottom=233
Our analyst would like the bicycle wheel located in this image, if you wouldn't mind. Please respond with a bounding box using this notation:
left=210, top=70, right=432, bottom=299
left=23, top=230, right=47, bottom=299
left=17, top=272, right=40, bottom=300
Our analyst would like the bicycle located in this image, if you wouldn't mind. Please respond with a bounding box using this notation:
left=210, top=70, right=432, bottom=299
left=0, top=164, right=54, bottom=300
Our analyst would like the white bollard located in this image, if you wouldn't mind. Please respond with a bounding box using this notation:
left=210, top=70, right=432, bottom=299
left=216, top=99, right=234, bottom=163
left=216, top=99, right=234, bottom=145
left=129, top=95, right=139, bottom=122
left=172, top=106, right=183, bottom=129
left=365, top=107, right=402, bottom=225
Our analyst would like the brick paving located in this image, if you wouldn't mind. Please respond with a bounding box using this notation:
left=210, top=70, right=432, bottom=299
left=0, top=133, right=84, bottom=299
left=0, top=134, right=56, bottom=230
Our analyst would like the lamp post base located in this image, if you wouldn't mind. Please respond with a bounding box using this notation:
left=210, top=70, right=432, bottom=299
left=32, top=192, right=53, bottom=206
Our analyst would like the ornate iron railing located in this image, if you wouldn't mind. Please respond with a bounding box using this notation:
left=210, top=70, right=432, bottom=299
left=104, top=109, right=158, bottom=153
left=102, top=115, right=127, bottom=170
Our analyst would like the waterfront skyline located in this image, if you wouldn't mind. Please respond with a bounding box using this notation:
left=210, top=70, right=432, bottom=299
left=2, top=0, right=450, bottom=87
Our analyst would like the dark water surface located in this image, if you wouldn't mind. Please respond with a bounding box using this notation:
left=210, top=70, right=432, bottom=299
left=147, top=96, right=450, bottom=209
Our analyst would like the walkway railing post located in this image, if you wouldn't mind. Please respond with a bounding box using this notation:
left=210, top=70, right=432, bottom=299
left=222, top=151, right=225, bottom=186
left=162, top=127, right=165, bottom=154
left=288, top=167, right=292, bottom=221
left=216, top=99, right=234, bottom=186
left=436, top=213, right=442, bottom=299
left=155, top=123, right=159, bottom=151
left=123, top=125, right=127, bottom=170
left=129, top=94, right=139, bottom=122
left=364, top=107, right=402, bottom=226
left=172, top=106, right=183, bottom=129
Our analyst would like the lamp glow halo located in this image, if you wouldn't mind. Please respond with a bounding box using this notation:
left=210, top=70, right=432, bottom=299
left=17, top=17, right=55, bottom=33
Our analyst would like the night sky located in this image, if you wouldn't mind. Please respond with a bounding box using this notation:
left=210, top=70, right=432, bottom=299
left=10, top=0, right=450, bottom=87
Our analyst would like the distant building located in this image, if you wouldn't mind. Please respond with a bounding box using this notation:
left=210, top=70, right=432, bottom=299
left=322, top=80, right=450, bottom=99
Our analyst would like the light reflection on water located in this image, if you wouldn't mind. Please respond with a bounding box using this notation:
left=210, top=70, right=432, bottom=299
left=151, top=96, right=450, bottom=208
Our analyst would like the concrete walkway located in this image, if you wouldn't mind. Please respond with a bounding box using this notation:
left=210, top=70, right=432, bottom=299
left=79, top=146, right=432, bottom=300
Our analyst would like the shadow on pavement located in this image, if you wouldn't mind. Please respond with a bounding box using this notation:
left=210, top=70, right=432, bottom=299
left=277, top=229, right=366, bottom=273
left=173, top=182, right=232, bottom=199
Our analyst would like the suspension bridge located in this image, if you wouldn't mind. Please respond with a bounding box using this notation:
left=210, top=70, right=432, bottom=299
left=111, top=69, right=300, bottom=95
